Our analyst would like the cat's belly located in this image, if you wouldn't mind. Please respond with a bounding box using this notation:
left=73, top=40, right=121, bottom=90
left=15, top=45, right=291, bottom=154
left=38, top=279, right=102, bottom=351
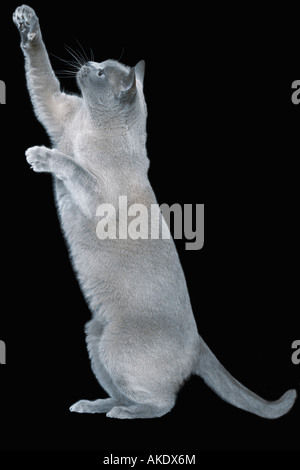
left=53, top=178, right=198, bottom=341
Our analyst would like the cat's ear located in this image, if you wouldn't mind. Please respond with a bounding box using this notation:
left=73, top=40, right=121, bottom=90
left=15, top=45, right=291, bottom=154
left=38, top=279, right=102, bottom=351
left=135, top=60, right=145, bottom=86
left=119, top=62, right=145, bottom=99
left=119, top=68, right=136, bottom=99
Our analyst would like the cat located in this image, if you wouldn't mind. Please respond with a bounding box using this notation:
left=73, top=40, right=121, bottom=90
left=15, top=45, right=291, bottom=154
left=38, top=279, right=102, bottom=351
left=13, top=4, right=297, bottom=419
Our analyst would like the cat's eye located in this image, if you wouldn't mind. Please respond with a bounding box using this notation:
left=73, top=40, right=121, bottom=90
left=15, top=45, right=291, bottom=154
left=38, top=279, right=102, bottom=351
left=97, top=69, right=104, bottom=77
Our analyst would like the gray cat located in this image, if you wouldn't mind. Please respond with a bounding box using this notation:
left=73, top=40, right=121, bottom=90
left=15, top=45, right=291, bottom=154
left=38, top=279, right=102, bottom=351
left=13, top=4, right=297, bottom=419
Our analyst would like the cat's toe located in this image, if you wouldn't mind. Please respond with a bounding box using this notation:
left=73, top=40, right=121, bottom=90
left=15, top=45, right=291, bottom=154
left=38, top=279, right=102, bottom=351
left=14, top=5, right=31, bottom=27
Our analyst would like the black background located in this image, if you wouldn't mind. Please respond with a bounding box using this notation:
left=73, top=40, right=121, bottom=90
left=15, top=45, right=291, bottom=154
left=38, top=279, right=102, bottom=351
left=0, top=0, right=299, bottom=461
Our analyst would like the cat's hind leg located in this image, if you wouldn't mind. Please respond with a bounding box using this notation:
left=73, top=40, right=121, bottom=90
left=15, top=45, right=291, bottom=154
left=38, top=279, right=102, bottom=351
left=102, top=335, right=181, bottom=419
left=69, top=320, right=133, bottom=414
left=107, top=400, right=175, bottom=420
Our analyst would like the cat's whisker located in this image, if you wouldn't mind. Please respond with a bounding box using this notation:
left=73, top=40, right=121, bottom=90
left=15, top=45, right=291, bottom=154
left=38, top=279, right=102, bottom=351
left=50, top=52, right=80, bottom=71
left=117, top=46, right=125, bottom=62
left=55, top=70, right=78, bottom=76
left=54, top=66, right=79, bottom=79
left=64, top=44, right=85, bottom=68
left=51, top=49, right=83, bottom=81
left=73, top=37, right=89, bottom=63
left=90, top=48, right=95, bottom=62
left=57, top=76, right=77, bottom=79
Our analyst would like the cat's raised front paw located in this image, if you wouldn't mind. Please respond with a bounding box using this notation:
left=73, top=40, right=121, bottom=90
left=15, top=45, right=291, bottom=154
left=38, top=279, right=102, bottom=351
left=25, top=145, right=52, bottom=173
left=13, top=5, right=40, bottom=46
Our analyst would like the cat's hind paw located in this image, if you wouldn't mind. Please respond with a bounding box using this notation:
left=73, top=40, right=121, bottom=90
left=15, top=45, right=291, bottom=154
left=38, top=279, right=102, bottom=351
left=69, top=400, right=98, bottom=414
left=13, top=5, right=40, bottom=46
left=70, top=398, right=117, bottom=414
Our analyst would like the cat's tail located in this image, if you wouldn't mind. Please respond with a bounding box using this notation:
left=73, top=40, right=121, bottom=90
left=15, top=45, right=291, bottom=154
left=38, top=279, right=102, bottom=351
left=195, top=338, right=297, bottom=419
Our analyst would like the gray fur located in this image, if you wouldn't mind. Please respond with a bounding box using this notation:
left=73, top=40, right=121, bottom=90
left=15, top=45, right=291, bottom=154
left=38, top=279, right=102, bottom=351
left=13, top=5, right=297, bottom=419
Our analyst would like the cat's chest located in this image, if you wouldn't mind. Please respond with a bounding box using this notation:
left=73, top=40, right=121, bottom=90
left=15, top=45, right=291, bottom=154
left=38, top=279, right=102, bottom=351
left=59, top=124, right=108, bottom=170
left=73, top=126, right=133, bottom=168
left=73, top=131, right=121, bottom=174
left=57, top=115, right=139, bottom=178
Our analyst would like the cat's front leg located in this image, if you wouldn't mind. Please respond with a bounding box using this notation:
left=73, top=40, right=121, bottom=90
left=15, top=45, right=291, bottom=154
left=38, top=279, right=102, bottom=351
left=13, top=6, right=79, bottom=142
left=26, top=146, right=74, bottom=179
left=26, top=146, right=100, bottom=218
left=13, top=5, right=41, bottom=49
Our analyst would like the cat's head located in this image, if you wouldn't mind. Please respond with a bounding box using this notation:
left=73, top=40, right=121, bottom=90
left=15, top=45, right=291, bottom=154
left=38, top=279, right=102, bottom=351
left=76, top=59, right=146, bottom=123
